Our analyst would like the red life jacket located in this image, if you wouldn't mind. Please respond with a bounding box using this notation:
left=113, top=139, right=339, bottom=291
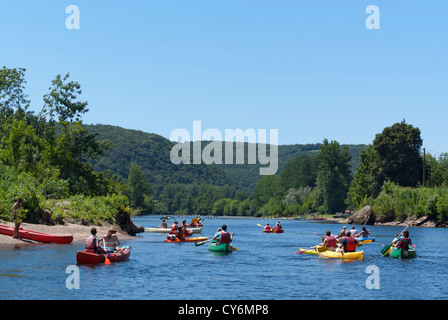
left=219, top=231, right=230, bottom=244
left=326, top=235, right=337, bottom=248
left=84, top=236, right=98, bottom=253
left=345, top=237, right=357, bottom=252
left=398, top=237, right=410, bottom=250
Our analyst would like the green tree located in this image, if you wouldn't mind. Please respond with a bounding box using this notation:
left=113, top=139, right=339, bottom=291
left=280, top=154, right=319, bottom=191
left=316, top=139, right=351, bottom=214
left=373, top=120, right=423, bottom=188
left=125, top=162, right=151, bottom=209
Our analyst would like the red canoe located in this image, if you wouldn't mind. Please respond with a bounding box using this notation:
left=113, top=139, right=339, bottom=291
left=263, top=227, right=284, bottom=233
left=0, top=224, right=73, bottom=244
left=76, top=247, right=131, bottom=264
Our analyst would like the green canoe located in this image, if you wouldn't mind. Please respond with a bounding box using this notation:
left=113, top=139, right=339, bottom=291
left=208, top=241, right=233, bottom=253
left=390, top=247, right=417, bottom=259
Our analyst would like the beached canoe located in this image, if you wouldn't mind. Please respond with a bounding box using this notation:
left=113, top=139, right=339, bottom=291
left=318, top=250, right=364, bottom=260
left=165, top=236, right=209, bottom=243
left=390, top=247, right=417, bottom=259
left=145, top=227, right=202, bottom=234
left=0, top=224, right=73, bottom=244
left=76, top=247, right=131, bottom=264
left=208, top=241, right=233, bottom=253
left=263, top=227, right=284, bottom=233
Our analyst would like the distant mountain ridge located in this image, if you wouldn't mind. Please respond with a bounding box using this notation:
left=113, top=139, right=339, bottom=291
left=85, top=124, right=367, bottom=191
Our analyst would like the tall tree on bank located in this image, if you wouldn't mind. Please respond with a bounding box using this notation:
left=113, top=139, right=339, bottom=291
left=125, top=162, right=153, bottom=212
left=348, top=121, right=423, bottom=208
left=316, top=139, right=351, bottom=214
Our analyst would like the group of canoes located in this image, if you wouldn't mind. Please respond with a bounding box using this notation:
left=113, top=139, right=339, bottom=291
left=297, top=225, right=416, bottom=260
left=262, top=221, right=284, bottom=233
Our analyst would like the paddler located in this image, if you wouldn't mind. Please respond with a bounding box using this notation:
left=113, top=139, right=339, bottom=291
left=358, top=226, right=371, bottom=238
left=336, top=231, right=360, bottom=253
left=212, top=224, right=234, bottom=244
left=170, top=225, right=185, bottom=241
left=102, top=229, right=121, bottom=253
left=391, top=229, right=412, bottom=250
left=84, top=228, right=105, bottom=254
left=316, top=230, right=338, bottom=251
left=263, top=223, right=272, bottom=232
left=159, top=219, right=168, bottom=229
left=273, top=221, right=283, bottom=231
left=336, top=226, right=347, bottom=240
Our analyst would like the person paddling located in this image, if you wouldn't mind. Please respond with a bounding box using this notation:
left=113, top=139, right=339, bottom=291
left=273, top=221, right=283, bottom=231
left=263, top=223, right=272, bottom=232
left=102, top=229, right=121, bottom=253
left=336, top=231, right=360, bottom=253
left=392, top=229, right=412, bottom=250
left=316, top=230, right=338, bottom=251
left=212, top=224, right=234, bottom=244
left=159, top=219, right=168, bottom=229
left=84, top=228, right=104, bottom=254
left=358, top=226, right=371, bottom=238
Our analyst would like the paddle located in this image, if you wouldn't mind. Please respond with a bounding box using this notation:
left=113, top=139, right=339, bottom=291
left=295, top=246, right=315, bottom=255
left=195, top=239, right=212, bottom=247
left=99, top=238, right=111, bottom=264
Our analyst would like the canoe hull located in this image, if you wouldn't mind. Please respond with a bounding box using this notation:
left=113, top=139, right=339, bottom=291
left=263, top=228, right=284, bottom=233
left=208, top=241, right=233, bottom=253
left=298, top=246, right=329, bottom=254
left=76, top=247, right=131, bottom=264
left=319, top=250, right=364, bottom=260
left=145, top=227, right=202, bottom=234
left=390, top=247, right=417, bottom=259
left=165, top=236, right=209, bottom=243
left=0, top=224, right=73, bottom=244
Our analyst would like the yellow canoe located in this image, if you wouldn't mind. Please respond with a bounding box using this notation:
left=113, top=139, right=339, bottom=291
left=318, top=250, right=364, bottom=260
left=298, top=246, right=328, bottom=254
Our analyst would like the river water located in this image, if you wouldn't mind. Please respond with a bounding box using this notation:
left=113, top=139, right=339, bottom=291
left=0, top=216, right=447, bottom=301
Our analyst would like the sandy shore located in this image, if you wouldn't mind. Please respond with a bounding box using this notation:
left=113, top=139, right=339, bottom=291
left=0, top=221, right=136, bottom=246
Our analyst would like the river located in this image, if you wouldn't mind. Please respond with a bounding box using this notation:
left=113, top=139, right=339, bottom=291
left=0, top=216, right=447, bottom=301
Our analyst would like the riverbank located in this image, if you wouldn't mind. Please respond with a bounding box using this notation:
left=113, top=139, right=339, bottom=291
left=0, top=221, right=135, bottom=245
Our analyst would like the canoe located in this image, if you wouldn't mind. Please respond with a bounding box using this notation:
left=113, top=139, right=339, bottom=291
left=390, top=247, right=417, bottom=259
left=0, top=224, right=73, bottom=244
left=318, top=250, right=364, bottom=260
left=76, top=246, right=131, bottom=264
left=208, top=241, right=233, bottom=253
left=263, top=227, right=284, bottom=233
left=145, top=227, right=202, bottom=234
left=165, top=236, right=209, bottom=243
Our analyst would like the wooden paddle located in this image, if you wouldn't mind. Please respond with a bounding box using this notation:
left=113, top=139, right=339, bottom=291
left=195, top=239, right=212, bottom=247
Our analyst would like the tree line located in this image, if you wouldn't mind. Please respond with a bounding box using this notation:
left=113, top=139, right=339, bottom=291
left=1, top=67, right=447, bottom=225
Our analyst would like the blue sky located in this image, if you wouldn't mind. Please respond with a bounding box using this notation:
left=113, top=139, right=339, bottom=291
left=1, top=1, right=447, bottom=154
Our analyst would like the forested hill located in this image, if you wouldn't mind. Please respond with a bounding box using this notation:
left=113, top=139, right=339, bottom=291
left=85, top=124, right=367, bottom=190
left=84, top=124, right=242, bottom=189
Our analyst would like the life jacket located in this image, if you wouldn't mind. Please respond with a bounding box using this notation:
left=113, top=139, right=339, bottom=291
left=264, top=226, right=271, bottom=231
left=84, top=236, right=99, bottom=253
left=345, top=237, right=357, bottom=252
left=398, top=237, right=410, bottom=250
left=326, top=235, right=337, bottom=248
left=219, top=231, right=230, bottom=244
